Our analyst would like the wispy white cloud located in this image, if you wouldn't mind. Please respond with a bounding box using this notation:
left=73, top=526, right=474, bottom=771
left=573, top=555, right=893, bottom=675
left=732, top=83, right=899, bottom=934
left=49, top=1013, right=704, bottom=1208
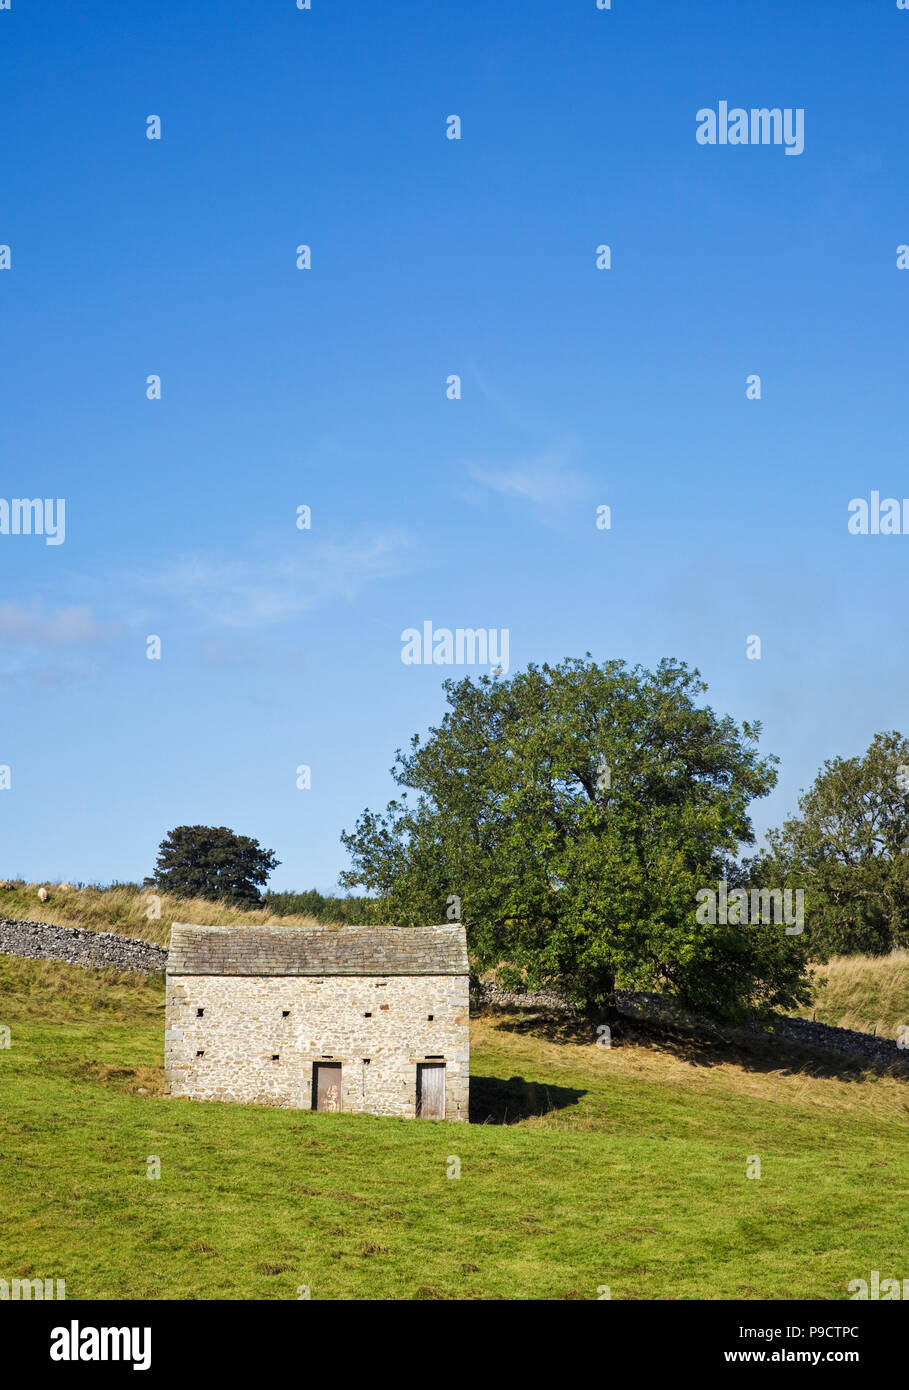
left=0, top=602, right=120, bottom=646
left=461, top=447, right=592, bottom=520
left=143, top=528, right=413, bottom=629
left=0, top=602, right=123, bottom=687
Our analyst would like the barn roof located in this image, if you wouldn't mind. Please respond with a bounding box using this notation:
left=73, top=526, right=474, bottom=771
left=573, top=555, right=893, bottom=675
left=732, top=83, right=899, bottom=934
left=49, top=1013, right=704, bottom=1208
left=166, top=922, right=469, bottom=977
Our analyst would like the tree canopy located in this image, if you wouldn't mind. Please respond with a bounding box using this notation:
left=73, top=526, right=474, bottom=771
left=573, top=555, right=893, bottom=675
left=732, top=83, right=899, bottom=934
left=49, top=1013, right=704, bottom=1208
left=154, top=825, right=279, bottom=907
left=341, top=656, right=810, bottom=1018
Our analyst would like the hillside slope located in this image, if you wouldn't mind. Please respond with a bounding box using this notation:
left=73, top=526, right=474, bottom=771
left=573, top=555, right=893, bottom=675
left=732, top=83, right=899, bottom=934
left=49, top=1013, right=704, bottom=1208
left=0, top=954, right=906, bottom=1300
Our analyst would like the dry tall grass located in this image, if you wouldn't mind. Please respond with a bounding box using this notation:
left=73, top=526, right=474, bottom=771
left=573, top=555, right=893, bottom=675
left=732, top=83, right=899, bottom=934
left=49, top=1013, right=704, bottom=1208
left=0, top=881, right=324, bottom=947
left=792, top=951, right=909, bottom=1039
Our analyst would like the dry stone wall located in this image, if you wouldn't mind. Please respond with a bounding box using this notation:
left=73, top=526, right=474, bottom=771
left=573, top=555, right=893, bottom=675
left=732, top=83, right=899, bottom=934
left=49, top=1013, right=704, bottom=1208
left=0, top=918, right=167, bottom=974
left=478, top=982, right=909, bottom=1069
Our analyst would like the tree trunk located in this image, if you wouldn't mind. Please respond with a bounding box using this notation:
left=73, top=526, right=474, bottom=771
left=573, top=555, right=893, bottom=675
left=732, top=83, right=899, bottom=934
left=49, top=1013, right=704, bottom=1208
left=583, top=971, right=618, bottom=1024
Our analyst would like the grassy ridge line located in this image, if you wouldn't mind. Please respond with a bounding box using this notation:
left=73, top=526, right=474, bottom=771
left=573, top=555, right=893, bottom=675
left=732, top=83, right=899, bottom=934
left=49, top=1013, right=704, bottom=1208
left=0, top=882, right=325, bottom=947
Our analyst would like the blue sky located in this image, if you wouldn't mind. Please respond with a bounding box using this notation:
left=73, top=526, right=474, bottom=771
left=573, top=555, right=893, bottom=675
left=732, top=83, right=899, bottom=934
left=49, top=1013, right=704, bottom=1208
left=1, top=0, right=907, bottom=891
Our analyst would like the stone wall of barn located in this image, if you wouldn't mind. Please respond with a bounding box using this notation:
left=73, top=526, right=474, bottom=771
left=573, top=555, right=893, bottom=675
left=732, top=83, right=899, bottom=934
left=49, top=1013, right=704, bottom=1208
left=164, top=973, right=469, bottom=1120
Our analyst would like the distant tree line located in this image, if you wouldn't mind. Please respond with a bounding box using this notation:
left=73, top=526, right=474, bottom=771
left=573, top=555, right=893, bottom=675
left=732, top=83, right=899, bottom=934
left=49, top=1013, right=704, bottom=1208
left=263, top=889, right=387, bottom=926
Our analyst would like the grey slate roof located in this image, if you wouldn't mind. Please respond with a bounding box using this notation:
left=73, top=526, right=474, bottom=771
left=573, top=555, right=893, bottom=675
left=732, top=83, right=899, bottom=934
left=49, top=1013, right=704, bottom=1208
left=166, top=922, right=469, bottom=977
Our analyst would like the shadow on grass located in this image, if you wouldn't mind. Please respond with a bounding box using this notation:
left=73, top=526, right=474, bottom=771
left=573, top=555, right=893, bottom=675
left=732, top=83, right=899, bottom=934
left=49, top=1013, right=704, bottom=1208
left=469, top=1072, right=587, bottom=1124
left=481, top=1004, right=908, bottom=1086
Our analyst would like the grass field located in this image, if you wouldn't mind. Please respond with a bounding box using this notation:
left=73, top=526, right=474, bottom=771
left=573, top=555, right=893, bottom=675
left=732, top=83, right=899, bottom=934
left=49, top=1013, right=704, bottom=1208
left=1, top=953, right=907, bottom=1300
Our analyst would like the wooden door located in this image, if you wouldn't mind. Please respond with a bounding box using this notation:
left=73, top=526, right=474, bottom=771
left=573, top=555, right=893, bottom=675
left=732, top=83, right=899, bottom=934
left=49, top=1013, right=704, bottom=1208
left=313, top=1062, right=342, bottom=1112
left=417, top=1063, right=446, bottom=1119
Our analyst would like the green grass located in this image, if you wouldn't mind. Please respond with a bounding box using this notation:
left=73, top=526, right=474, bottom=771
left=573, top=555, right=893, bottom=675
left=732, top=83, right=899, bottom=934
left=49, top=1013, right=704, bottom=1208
left=1, top=955, right=907, bottom=1300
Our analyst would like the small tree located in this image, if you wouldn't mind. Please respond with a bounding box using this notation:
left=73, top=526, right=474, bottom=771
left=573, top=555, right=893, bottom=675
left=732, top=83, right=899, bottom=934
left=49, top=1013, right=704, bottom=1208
left=153, top=825, right=279, bottom=907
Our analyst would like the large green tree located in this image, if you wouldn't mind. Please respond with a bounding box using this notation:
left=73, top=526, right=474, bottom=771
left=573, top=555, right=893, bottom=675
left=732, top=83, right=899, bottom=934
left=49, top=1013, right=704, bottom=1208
left=752, top=731, right=909, bottom=956
left=340, top=657, right=810, bottom=1019
left=154, top=825, right=279, bottom=907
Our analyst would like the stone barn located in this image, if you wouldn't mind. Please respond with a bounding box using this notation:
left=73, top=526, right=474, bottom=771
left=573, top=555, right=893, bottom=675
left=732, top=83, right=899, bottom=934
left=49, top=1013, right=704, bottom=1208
left=164, top=922, right=469, bottom=1121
